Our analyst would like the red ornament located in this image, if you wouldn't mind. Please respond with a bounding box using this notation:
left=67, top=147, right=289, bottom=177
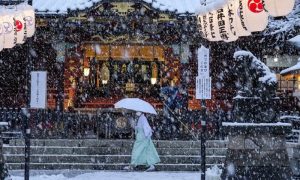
left=15, top=20, right=23, bottom=32
left=248, top=0, right=264, bottom=13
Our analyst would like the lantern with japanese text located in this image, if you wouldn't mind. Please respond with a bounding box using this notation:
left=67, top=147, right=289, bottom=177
left=14, top=8, right=25, bottom=44
left=20, top=4, right=35, bottom=37
left=196, top=15, right=205, bottom=38
left=263, top=0, right=295, bottom=17
left=206, top=11, right=222, bottom=41
left=198, top=14, right=209, bottom=39
left=216, top=6, right=238, bottom=42
left=228, top=0, right=251, bottom=37
left=2, top=9, right=16, bottom=49
left=238, top=0, right=268, bottom=32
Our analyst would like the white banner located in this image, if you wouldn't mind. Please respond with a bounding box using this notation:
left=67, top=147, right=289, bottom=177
left=30, top=71, right=47, bottom=109
left=196, top=77, right=212, bottom=100
left=197, top=46, right=210, bottom=77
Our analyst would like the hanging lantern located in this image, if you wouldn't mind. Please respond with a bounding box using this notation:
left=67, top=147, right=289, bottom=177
left=0, top=16, right=4, bottom=52
left=207, top=11, right=222, bottom=41
left=216, top=6, right=238, bottom=42
left=197, top=14, right=209, bottom=39
left=228, top=0, right=251, bottom=37
left=263, top=0, right=295, bottom=17
left=14, top=8, right=26, bottom=45
left=2, top=9, right=16, bottom=49
left=19, top=4, right=35, bottom=38
left=196, top=15, right=205, bottom=39
left=238, top=0, right=268, bottom=32
left=101, top=63, right=110, bottom=85
left=151, top=62, right=158, bottom=85
left=83, top=67, right=90, bottom=77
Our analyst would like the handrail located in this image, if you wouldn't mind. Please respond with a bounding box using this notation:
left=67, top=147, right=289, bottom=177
left=162, top=102, right=200, bottom=141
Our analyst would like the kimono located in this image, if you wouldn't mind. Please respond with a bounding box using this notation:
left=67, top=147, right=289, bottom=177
left=130, top=113, right=160, bottom=167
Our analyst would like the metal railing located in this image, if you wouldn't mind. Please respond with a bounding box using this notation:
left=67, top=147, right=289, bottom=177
left=0, top=108, right=227, bottom=140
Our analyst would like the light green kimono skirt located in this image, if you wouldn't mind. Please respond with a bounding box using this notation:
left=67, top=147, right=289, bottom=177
left=130, top=128, right=160, bottom=167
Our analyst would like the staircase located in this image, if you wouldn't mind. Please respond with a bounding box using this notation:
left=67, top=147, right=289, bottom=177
left=4, top=139, right=227, bottom=171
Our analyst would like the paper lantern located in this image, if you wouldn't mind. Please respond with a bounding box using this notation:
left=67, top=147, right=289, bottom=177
left=238, top=0, right=268, bottom=32
left=2, top=9, right=16, bottom=49
left=216, top=7, right=238, bottom=42
left=196, top=15, right=206, bottom=39
left=14, top=8, right=26, bottom=44
left=0, top=16, right=4, bottom=52
left=228, top=0, right=251, bottom=37
left=264, top=0, right=295, bottom=17
left=20, top=4, right=35, bottom=37
left=206, top=11, right=222, bottom=41
left=197, top=14, right=209, bottom=39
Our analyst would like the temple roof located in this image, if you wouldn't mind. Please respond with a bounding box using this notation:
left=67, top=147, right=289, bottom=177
left=32, top=0, right=226, bottom=15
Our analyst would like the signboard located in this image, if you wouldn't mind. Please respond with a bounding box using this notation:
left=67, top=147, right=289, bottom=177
left=197, top=46, right=211, bottom=100
left=196, top=77, right=212, bottom=100
left=197, top=46, right=210, bottom=77
left=30, top=71, right=47, bottom=109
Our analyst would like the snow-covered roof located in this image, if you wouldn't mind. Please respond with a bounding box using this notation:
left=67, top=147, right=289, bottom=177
left=288, top=35, right=300, bottom=48
left=280, top=58, right=300, bottom=75
left=32, top=0, right=227, bottom=15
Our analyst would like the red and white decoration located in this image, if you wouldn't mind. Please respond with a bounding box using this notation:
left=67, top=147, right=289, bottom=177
left=197, top=0, right=295, bottom=42
left=0, top=3, right=35, bottom=52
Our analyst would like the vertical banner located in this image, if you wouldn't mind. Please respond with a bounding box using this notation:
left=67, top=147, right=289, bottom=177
left=197, top=46, right=212, bottom=100
left=30, top=71, right=47, bottom=109
left=196, top=77, right=212, bottom=99
left=197, top=46, right=210, bottom=77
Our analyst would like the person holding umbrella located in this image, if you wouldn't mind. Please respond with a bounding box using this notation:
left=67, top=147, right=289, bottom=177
left=115, top=98, right=160, bottom=171
left=128, top=111, right=160, bottom=171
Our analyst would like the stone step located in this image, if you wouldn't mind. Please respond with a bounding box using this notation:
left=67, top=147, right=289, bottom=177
left=4, top=154, right=226, bottom=165
left=3, top=146, right=227, bottom=156
left=6, top=163, right=223, bottom=171
left=9, top=139, right=228, bottom=149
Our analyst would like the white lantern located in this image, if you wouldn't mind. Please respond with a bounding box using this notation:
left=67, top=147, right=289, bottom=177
left=216, top=6, right=238, bottom=42
left=196, top=15, right=206, bottom=39
left=238, top=0, right=268, bottom=32
left=206, top=11, right=222, bottom=41
left=198, top=14, right=210, bottom=39
left=228, top=0, right=251, bottom=37
left=0, top=16, right=4, bottom=52
left=20, top=4, right=35, bottom=37
left=264, top=0, right=295, bottom=17
left=14, top=8, right=26, bottom=44
left=2, top=9, right=16, bottom=49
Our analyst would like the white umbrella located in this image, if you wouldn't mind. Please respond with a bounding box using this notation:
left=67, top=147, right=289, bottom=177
left=114, top=98, right=157, bottom=115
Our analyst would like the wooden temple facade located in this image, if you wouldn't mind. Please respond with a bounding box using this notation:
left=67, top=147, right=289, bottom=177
left=34, top=1, right=209, bottom=112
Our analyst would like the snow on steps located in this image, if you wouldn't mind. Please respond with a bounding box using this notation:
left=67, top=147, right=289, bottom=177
left=4, top=139, right=227, bottom=171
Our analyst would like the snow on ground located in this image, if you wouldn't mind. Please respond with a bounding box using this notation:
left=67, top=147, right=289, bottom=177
left=10, top=171, right=202, bottom=180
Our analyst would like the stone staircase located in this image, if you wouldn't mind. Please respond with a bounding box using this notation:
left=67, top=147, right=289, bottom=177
left=3, top=139, right=227, bottom=171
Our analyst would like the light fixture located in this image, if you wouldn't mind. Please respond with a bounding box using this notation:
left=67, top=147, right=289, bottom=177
left=151, top=78, right=157, bottom=85
left=101, top=63, right=110, bottom=85
left=298, top=77, right=300, bottom=90
left=84, top=67, right=90, bottom=77
left=171, top=80, right=175, bottom=87
left=274, top=56, right=278, bottom=62
left=102, top=80, right=108, bottom=85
